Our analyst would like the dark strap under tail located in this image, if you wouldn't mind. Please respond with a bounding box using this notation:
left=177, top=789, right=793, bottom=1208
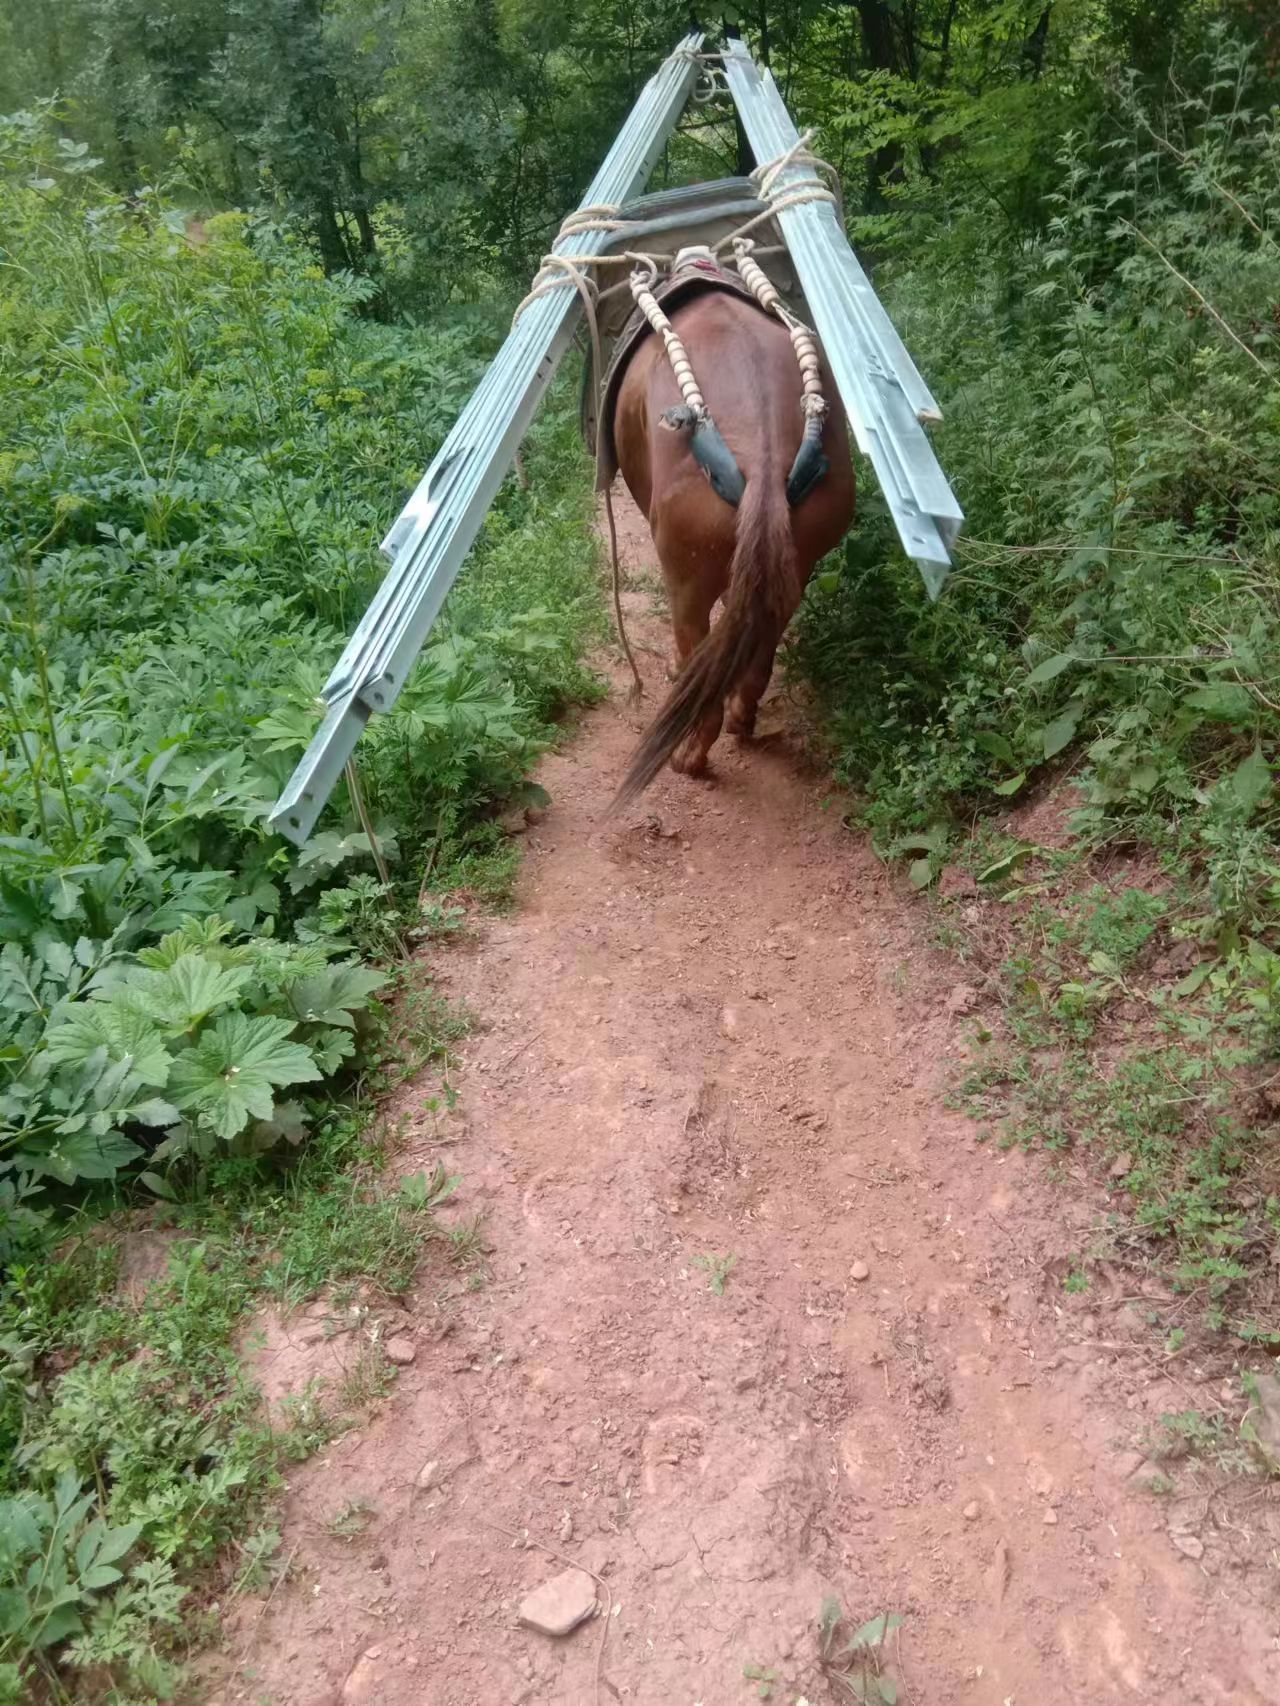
left=691, top=419, right=747, bottom=507
left=785, top=416, right=828, bottom=508
left=661, top=405, right=747, bottom=508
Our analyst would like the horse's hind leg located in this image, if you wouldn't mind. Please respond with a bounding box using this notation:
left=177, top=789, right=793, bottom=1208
left=664, top=575, right=724, bottom=774
left=725, top=637, right=779, bottom=739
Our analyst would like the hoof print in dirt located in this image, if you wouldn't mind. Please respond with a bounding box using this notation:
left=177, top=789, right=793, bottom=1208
left=518, top=1568, right=599, bottom=1637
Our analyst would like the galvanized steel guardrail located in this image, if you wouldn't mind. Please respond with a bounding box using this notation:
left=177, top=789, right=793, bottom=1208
left=721, top=38, right=963, bottom=595
left=269, top=33, right=707, bottom=845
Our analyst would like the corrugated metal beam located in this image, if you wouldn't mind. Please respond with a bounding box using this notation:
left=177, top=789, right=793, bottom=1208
left=721, top=38, right=963, bottom=596
left=269, top=33, right=706, bottom=846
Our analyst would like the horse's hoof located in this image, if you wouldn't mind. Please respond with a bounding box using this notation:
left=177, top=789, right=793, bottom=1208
left=725, top=714, right=756, bottom=739
left=670, top=750, right=710, bottom=778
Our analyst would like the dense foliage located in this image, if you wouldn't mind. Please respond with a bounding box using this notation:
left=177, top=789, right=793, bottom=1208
left=1, top=112, right=600, bottom=1227
left=3, top=0, right=1280, bottom=1697
left=0, top=107, right=600, bottom=1701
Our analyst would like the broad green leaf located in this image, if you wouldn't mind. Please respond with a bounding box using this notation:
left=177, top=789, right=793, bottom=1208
left=139, top=1169, right=179, bottom=1200
left=167, top=1014, right=320, bottom=1140
left=31, top=1601, right=85, bottom=1648
left=978, top=844, right=1035, bottom=884
left=908, top=857, right=936, bottom=889
left=887, top=830, right=946, bottom=857
left=849, top=1614, right=887, bottom=1648
left=25, top=1126, right=143, bottom=1184
left=74, top=1517, right=105, bottom=1575
left=78, top=1562, right=126, bottom=1590
left=255, top=704, right=322, bottom=752
left=46, top=1002, right=171, bottom=1088
left=1027, top=651, right=1077, bottom=685
left=992, top=773, right=1026, bottom=796
left=974, top=730, right=1015, bottom=765
left=122, top=953, right=252, bottom=1031
left=145, top=746, right=180, bottom=791
left=88, top=1518, right=143, bottom=1575
left=0, top=1586, right=29, bottom=1637
left=54, top=1470, right=85, bottom=1518
left=251, top=1099, right=309, bottom=1147
left=308, top=1027, right=355, bottom=1075
left=285, top=963, right=387, bottom=1029
left=878, top=1680, right=898, bottom=1704
left=1042, top=712, right=1079, bottom=759
left=1183, top=683, right=1255, bottom=721
left=0, top=1499, right=44, bottom=1556
left=1230, top=746, right=1272, bottom=817
left=1172, top=962, right=1211, bottom=998
left=130, top=1097, right=181, bottom=1127
left=818, top=1594, right=843, bottom=1648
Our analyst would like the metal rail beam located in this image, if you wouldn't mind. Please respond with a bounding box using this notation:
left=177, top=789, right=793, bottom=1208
left=269, top=34, right=706, bottom=845
left=721, top=38, right=962, bottom=594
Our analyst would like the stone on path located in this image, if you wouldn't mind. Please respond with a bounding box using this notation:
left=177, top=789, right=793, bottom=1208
left=384, top=1335, right=417, bottom=1365
left=518, top=1568, right=599, bottom=1637
left=341, top=1647, right=382, bottom=1703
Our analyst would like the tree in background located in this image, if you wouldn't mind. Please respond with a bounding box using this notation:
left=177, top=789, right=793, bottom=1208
left=2, top=0, right=1273, bottom=303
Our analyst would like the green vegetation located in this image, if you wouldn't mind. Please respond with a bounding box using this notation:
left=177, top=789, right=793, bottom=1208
left=818, top=1598, right=904, bottom=1705
left=0, top=100, right=601, bottom=1703
left=3, top=0, right=1280, bottom=1696
left=781, top=13, right=1280, bottom=1343
left=693, top=1250, right=738, bottom=1295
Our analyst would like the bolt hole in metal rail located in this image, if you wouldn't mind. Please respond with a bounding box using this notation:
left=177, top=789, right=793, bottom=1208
left=269, top=34, right=962, bottom=847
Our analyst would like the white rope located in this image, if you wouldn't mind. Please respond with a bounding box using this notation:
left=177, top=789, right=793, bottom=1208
left=627, top=260, right=708, bottom=418
left=731, top=238, right=828, bottom=425
left=512, top=130, right=842, bottom=325
left=506, top=127, right=841, bottom=546
left=702, top=129, right=840, bottom=255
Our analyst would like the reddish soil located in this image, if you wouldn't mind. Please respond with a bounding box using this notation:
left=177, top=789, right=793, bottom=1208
left=213, top=490, right=1278, bottom=1706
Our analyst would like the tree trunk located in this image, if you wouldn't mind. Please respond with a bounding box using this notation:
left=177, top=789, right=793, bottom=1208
left=1022, top=5, right=1052, bottom=80
left=314, top=193, right=351, bottom=274
left=856, top=0, right=903, bottom=206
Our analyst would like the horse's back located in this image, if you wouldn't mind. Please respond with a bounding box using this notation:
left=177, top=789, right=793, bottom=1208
left=615, top=290, right=854, bottom=563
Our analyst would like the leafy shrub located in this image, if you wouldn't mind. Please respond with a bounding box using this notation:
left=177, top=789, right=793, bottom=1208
left=0, top=1472, right=156, bottom=1698
left=0, top=109, right=602, bottom=1240
left=792, top=25, right=1280, bottom=940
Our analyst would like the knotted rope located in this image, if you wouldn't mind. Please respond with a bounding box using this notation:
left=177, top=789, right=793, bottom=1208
left=627, top=258, right=708, bottom=421
left=731, top=237, right=828, bottom=436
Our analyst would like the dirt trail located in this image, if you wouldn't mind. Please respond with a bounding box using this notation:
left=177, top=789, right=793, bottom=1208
left=223, top=492, right=1277, bottom=1706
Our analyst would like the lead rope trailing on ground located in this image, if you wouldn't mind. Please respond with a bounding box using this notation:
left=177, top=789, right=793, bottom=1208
left=513, top=222, right=649, bottom=702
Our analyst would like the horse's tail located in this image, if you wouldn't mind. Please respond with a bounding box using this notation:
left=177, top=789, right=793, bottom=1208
left=613, top=469, right=799, bottom=809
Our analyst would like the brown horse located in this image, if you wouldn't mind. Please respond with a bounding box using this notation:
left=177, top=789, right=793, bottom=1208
left=610, top=288, right=855, bottom=805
